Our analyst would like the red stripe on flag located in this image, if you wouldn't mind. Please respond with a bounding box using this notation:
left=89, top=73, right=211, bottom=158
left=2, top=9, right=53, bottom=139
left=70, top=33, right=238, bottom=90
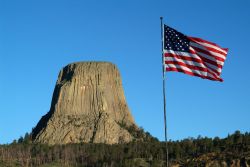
left=165, top=67, right=223, bottom=82
left=191, top=46, right=226, bottom=62
left=164, top=52, right=203, bottom=64
left=164, top=52, right=222, bottom=76
left=165, top=59, right=221, bottom=80
left=165, top=60, right=219, bottom=78
left=191, top=43, right=227, bottom=57
left=188, top=50, right=223, bottom=68
left=188, top=37, right=228, bottom=52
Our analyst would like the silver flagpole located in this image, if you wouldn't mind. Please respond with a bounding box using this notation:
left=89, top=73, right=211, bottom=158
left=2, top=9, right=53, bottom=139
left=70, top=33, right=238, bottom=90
left=160, top=17, right=169, bottom=167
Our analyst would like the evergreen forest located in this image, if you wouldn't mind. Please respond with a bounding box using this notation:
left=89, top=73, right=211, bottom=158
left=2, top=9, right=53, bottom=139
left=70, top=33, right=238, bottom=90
left=0, top=130, right=249, bottom=167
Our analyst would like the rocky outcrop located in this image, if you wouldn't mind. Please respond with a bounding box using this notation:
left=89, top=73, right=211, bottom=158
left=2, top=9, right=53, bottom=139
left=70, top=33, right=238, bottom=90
left=170, top=153, right=250, bottom=167
left=32, top=62, right=138, bottom=145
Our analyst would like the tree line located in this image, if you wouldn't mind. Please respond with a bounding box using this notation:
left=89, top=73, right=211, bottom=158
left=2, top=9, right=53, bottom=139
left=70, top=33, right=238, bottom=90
left=0, top=130, right=249, bottom=167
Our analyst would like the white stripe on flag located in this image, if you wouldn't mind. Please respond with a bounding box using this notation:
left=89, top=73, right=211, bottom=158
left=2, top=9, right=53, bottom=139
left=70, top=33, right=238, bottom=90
left=164, top=49, right=222, bottom=73
left=164, top=56, right=206, bottom=69
left=190, top=42, right=226, bottom=59
left=191, top=40, right=227, bottom=54
left=165, top=63, right=217, bottom=79
left=164, top=49, right=202, bottom=61
left=189, top=47, right=225, bottom=66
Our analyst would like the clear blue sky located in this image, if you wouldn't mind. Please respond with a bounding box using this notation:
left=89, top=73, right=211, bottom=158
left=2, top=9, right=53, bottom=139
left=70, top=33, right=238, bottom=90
left=0, top=0, right=249, bottom=144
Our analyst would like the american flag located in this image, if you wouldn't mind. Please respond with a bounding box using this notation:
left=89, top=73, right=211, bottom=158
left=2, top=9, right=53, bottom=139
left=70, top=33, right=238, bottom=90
left=163, top=25, right=228, bottom=82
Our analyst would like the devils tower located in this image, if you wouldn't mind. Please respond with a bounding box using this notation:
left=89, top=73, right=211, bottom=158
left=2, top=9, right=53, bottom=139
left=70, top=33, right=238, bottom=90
left=32, top=62, right=138, bottom=145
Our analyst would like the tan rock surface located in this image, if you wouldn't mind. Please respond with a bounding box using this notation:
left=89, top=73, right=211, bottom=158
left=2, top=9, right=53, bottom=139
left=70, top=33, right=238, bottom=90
left=32, top=62, right=137, bottom=145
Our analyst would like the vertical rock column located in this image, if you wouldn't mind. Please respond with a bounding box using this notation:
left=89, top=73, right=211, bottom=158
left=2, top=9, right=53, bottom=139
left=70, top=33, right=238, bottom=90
left=32, top=62, right=137, bottom=145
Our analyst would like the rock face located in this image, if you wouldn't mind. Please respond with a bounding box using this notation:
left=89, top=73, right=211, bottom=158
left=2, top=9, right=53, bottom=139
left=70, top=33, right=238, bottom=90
left=32, top=62, right=137, bottom=145
left=170, top=153, right=250, bottom=167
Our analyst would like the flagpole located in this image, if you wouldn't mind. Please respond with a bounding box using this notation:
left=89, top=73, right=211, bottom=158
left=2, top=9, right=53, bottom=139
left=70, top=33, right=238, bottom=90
left=160, top=16, right=169, bottom=167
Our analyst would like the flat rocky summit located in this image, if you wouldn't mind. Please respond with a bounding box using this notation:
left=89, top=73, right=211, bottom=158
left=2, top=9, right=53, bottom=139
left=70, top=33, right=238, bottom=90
left=32, top=62, right=137, bottom=145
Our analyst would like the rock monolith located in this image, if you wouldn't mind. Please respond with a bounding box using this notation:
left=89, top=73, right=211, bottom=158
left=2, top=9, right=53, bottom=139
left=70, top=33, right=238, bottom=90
left=32, top=62, right=138, bottom=145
